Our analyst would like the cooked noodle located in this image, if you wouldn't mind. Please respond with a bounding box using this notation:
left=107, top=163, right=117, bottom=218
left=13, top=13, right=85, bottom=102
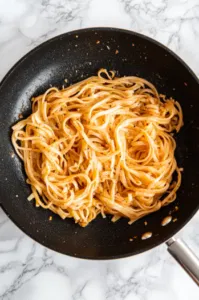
left=12, top=69, right=183, bottom=227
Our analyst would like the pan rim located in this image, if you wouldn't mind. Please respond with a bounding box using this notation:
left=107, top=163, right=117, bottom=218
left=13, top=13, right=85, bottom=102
left=0, top=26, right=199, bottom=260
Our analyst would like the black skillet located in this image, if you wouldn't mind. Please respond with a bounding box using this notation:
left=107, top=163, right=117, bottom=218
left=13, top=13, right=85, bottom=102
left=0, top=28, right=199, bottom=284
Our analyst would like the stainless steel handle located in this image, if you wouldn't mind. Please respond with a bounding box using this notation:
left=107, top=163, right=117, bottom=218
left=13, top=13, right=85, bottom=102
left=167, top=237, right=199, bottom=286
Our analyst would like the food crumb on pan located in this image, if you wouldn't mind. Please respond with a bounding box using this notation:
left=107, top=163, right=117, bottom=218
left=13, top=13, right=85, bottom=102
left=107, top=45, right=110, bottom=50
left=16, top=194, right=18, bottom=198
left=133, top=236, right=137, bottom=239
left=49, top=216, right=53, bottom=221
left=18, top=113, right=23, bottom=119
left=10, top=151, right=15, bottom=158
left=161, top=216, right=172, bottom=226
left=184, top=82, right=188, bottom=86
left=141, top=232, right=152, bottom=240
left=179, top=168, right=184, bottom=172
left=115, top=49, right=119, bottom=54
left=175, top=206, right=179, bottom=211
left=76, top=35, right=79, bottom=38
left=64, top=79, right=68, bottom=83
left=132, top=43, right=135, bottom=46
left=96, top=40, right=100, bottom=44
left=129, top=238, right=133, bottom=242
left=144, top=221, right=148, bottom=226
left=173, top=218, right=178, bottom=222
left=169, top=206, right=179, bottom=215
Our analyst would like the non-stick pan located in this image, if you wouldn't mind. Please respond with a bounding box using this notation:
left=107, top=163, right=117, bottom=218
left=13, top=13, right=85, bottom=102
left=0, top=28, right=199, bottom=284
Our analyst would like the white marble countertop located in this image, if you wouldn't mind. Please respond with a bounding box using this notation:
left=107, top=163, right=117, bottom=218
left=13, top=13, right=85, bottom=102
left=0, top=0, right=199, bottom=299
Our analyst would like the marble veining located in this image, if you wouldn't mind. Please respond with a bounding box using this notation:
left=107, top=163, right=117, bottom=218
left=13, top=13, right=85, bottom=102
left=0, top=0, right=199, bottom=299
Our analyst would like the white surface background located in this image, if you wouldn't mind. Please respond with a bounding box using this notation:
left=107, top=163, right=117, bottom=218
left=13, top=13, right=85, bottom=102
left=0, top=0, right=199, bottom=299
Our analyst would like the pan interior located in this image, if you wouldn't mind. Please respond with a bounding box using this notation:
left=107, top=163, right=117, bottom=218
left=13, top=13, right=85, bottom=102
left=0, top=28, right=199, bottom=259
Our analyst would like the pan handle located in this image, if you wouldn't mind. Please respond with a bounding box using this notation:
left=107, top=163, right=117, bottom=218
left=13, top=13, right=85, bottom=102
left=166, top=237, right=199, bottom=286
